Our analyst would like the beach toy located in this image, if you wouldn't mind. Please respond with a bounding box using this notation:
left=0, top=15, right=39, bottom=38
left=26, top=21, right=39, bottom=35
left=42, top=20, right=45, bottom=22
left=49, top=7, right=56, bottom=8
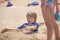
left=27, top=1, right=39, bottom=6
left=6, top=1, right=13, bottom=7
left=1, top=28, right=10, bottom=33
left=54, top=12, right=60, bottom=21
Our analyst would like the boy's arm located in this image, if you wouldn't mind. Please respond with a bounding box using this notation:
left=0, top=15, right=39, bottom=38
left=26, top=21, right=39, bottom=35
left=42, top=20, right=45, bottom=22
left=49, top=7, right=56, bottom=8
left=29, top=26, right=37, bottom=30
left=25, top=26, right=36, bottom=31
left=17, top=24, right=25, bottom=29
left=25, top=24, right=39, bottom=31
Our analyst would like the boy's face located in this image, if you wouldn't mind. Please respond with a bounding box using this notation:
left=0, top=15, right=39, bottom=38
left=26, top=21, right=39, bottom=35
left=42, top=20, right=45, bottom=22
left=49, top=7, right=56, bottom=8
left=27, top=16, right=35, bottom=23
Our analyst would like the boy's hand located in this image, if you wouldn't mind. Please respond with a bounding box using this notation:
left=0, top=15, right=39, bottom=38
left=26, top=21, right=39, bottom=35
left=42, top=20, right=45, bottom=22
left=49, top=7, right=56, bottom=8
left=25, top=26, right=31, bottom=31
left=25, top=26, right=36, bottom=31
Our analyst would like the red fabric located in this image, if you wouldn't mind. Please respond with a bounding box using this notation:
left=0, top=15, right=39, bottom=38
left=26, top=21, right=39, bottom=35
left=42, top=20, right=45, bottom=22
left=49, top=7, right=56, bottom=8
left=0, top=0, right=4, bottom=3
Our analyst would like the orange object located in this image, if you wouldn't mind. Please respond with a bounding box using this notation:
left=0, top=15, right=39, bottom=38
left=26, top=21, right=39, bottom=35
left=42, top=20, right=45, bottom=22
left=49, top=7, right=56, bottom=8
left=1, top=28, right=10, bottom=33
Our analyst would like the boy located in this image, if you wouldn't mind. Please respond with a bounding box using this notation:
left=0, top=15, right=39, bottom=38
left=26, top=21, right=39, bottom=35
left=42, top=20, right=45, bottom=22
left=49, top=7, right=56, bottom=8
left=41, top=0, right=60, bottom=40
left=1, top=12, right=39, bottom=34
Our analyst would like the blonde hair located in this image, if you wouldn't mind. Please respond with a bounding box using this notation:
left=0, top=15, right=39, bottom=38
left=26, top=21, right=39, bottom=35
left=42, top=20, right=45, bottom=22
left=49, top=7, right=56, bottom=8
left=26, top=12, right=37, bottom=22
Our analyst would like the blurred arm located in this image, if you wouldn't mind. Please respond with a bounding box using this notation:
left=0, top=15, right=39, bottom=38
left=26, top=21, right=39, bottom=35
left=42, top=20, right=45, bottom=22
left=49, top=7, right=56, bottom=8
left=55, top=0, right=59, bottom=13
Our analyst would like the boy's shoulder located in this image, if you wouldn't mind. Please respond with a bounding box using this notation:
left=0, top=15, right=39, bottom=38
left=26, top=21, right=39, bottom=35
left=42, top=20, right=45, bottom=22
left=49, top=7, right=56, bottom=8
left=22, top=23, right=29, bottom=25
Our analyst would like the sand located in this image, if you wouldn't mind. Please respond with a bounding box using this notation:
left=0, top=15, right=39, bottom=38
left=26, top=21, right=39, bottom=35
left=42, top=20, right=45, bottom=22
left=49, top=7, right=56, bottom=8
left=0, top=0, right=60, bottom=40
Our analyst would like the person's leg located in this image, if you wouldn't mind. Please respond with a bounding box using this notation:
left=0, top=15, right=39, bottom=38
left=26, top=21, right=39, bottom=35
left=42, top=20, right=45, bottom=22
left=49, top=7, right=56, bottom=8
left=46, top=23, right=53, bottom=40
left=41, top=6, right=53, bottom=40
left=52, top=16, right=60, bottom=40
left=46, top=7, right=60, bottom=40
left=48, top=7, right=60, bottom=40
left=53, top=22, right=59, bottom=40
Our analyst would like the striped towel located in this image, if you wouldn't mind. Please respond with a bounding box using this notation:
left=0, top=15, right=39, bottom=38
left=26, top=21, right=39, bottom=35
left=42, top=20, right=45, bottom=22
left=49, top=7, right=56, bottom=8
left=46, top=0, right=54, bottom=9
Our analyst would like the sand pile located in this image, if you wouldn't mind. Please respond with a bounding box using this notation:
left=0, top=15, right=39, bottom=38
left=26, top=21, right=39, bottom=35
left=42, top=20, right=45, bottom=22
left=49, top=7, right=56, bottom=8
left=0, top=30, right=46, bottom=40
left=0, top=24, right=47, bottom=40
left=0, top=23, right=60, bottom=40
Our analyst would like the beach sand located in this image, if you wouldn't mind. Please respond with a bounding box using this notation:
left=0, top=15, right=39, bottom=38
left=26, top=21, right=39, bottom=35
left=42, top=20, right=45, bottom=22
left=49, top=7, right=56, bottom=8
left=0, top=0, right=60, bottom=40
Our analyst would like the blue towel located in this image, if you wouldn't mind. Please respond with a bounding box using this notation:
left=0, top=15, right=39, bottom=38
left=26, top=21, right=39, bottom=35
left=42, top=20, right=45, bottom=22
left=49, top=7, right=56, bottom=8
left=31, top=1, right=39, bottom=5
left=27, top=1, right=39, bottom=6
left=54, top=12, right=60, bottom=21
